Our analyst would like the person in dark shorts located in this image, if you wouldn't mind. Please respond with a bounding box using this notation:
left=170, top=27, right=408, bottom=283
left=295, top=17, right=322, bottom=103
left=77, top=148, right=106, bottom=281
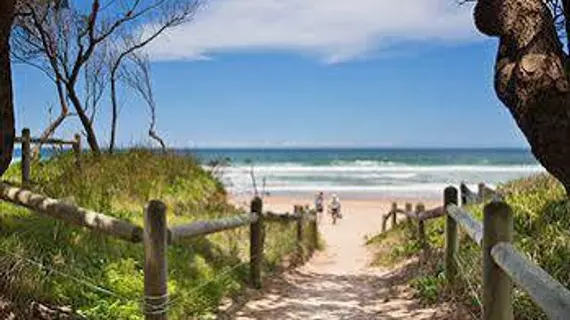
left=315, top=192, right=324, bottom=219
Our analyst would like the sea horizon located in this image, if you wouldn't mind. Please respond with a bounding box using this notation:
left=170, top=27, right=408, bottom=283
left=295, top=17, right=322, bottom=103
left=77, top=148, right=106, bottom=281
left=186, top=147, right=544, bottom=200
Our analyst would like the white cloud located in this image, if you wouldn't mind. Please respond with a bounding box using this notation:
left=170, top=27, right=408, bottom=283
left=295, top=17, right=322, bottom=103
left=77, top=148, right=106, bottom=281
left=146, top=0, right=478, bottom=63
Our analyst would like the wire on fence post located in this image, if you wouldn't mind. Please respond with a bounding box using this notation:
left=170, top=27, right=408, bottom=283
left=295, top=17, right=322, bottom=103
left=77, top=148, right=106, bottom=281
left=144, top=200, right=168, bottom=320
left=444, top=186, right=458, bottom=286
left=250, top=196, right=263, bottom=289
left=483, top=201, right=513, bottom=320
left=21, top=128, right=31, bottom=186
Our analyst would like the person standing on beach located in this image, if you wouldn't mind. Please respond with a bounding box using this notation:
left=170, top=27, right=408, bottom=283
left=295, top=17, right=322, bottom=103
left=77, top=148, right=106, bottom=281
left=329, top=194, right=341, bottom=224
left=315, top=192, right=324, bottom=220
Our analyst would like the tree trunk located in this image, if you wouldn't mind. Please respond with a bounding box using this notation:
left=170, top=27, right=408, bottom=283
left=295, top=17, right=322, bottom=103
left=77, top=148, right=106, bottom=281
left=149, top=129, right=167, bottom=153
left=66, top=86, right=101, bottom=155
left=0, top=0, right=16, bottom=176
left=109, top=73, right=118, bottom=154
left=474, top=0, right=570, bottom=194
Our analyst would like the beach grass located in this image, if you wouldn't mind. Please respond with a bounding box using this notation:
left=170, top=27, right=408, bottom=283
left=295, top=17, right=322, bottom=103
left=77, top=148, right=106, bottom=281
left=0, top=149, right=313, bottom=319
left=368, top=173, right=570, bottom=319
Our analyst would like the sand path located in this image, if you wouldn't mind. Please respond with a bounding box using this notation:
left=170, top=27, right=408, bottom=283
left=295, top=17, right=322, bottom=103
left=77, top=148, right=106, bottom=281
left=232, top=198, right=446, bottom=320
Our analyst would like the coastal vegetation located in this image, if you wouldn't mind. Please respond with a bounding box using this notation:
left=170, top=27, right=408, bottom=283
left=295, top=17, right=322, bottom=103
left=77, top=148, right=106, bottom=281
left=368, top=174, right=570, bottom=319
left=0, top=150, right=311, bottom=319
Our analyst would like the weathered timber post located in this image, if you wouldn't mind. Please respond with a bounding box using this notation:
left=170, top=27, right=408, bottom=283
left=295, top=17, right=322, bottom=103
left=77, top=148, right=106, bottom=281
left=21, top=128, right=31, bottom=186
left=405, top=202, right=413, bottom=224
left=309, top=210, right=318, bottom=253
left=73, top=133, right=81, bottom=169
left=483, top=201, right=513, bottom=320
left=295, top=206, right=304, bottom=260
left=416, top=203, right=426, bottom=249
left=250, top=197, right=263, bottom=289
left=444, top=186, right=458, bottom=285
left=391, top=202, right=397, bottom=228
left=144, top=200, right=168, bottom=320
left=460, top=183, right=468, bottom=205
left=478, top=182, right=486, bottom=202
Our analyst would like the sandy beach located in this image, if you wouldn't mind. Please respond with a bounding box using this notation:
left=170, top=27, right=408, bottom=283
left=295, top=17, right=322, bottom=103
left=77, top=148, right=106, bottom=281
left=231, top=193, right=441, bottom=220
left=229, top=192, right=455, bottom=319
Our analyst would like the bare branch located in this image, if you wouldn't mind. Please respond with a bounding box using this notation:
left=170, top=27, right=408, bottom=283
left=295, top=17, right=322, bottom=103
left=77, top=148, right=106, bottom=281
left=120, top=52, right=168, bottom=152
left=12, top=0, right=200, bottom=155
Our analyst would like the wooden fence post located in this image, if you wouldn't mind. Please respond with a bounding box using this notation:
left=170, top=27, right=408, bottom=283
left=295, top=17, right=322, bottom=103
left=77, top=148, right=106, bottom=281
left=144, top=200, right=168, bottom=320
left=483, top=201, right=513, bottom=320
left=415, top=203, right=426, bottom=249
left=250, top=197, right=263, bottom=289
left=21, top=128, right=31, bottom=186
left=310, top=211, right=318, bottom=252
left=405, top=202, right=412, bottom=224
left=444, top=186, right=458, bottom=285
left=478, top=182, right=485, bottom=202
left=391, top=202, right=397, bottom=228
left=73, top=133, right=81, bottom=168
left=460, top=183, right=467, bottom=205
left=295, top=206, right=304, bottom=260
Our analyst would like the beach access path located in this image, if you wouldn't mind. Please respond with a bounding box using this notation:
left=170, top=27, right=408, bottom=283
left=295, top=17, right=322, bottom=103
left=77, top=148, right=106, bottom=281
left=230, top=196, right=462, bottom=320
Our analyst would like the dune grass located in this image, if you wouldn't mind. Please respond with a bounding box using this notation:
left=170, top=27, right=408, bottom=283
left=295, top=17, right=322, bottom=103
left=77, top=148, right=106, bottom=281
left=367, top=174, right=570, bottom=319
left=0, top=150, right=313, bottom=319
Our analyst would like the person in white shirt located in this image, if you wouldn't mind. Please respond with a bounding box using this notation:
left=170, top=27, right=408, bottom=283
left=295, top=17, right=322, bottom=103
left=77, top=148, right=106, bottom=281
left=329, top=194, right=341, bottom=223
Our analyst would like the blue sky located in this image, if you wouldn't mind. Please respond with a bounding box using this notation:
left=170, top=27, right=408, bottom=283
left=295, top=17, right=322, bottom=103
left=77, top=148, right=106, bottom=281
left=12, top=0, right=528, bottom=148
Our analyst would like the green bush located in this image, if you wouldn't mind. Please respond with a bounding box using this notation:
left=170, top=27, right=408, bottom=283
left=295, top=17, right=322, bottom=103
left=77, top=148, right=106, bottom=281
left=0, top=150, right=313, bottom=319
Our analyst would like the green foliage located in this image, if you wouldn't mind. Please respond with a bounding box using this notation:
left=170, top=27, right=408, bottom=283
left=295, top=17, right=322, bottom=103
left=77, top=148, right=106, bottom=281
left=367, top=222, right=423, bottom=267
left=0, top=150, right=312, bottom=319
left=410, top=264, right=447, bottom=305
left=379, top=174, right=570, bottom=320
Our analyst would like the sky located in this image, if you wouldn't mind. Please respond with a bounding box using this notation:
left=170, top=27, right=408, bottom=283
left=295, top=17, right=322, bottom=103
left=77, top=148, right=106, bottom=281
left=11, top=0, right=529, bottom=149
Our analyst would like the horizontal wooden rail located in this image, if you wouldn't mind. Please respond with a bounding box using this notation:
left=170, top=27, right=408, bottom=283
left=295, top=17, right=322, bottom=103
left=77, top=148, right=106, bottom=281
left=15, top=136, right=76, bottom=145
left=264, top=211, right=317, bottom=222
left=447, top=204, right=483, bottom=245
left=461, top=182, right=503, bottom=206
left=417, top=206, right=445, bottom=221
left=264, top=211, right=302, bottom=221
left=491, top=242, right=570, bottom=319
left=0, top=183, right=142, bottom=242
left=381, top=203, right=443, bottom=233
left=169, top=213, right=258, bottom=243
left=445, top=186, right=570, bottom=320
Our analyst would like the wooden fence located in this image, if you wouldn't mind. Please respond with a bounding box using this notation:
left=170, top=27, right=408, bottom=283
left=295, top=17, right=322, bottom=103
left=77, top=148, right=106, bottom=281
left=15, top=127, right=82, bottom=185
left=0, top=183, right=318, bottom=319
left=384, top=183, right=570, bottom=319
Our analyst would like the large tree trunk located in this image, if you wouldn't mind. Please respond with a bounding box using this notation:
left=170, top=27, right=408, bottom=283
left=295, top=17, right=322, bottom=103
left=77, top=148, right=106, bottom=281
left=474, top=0, right=570, bottom=193
left=0, top=0, right=16, bottom=176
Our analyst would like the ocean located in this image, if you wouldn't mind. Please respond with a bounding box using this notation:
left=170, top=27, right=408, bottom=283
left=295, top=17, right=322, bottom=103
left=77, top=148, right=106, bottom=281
left=13, top=147, right=544, bottom=199
left=189, top=148, right=545, bottom=199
